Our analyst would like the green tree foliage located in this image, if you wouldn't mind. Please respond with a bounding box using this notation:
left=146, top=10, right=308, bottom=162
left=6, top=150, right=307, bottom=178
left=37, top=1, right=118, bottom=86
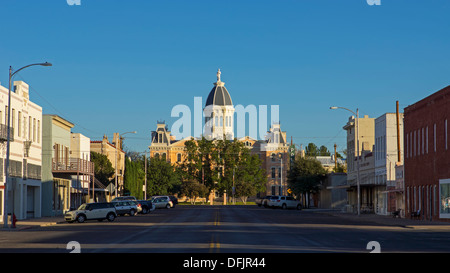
left=146, top=156, right=181, bottom=196
left=123, top=157, right=145, bottom=199
left=305, top=143, right=331, bottom=157
left=287, top=156, right=326, bottom=208
left=177, top=136, right=265, bottom=203
left=181, top=180, right=209, bottom=204
left=233, top=148, right=266, bottom=204
left=318, top=145, right=331, bottom=156
left=90, top=151, right=115, bottom=187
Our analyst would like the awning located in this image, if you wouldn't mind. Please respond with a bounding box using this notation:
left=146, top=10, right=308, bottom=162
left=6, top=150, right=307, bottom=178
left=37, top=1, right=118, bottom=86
left=381, top=189, right=404, bottom=193
left=326, top=185, right=351, bottom=190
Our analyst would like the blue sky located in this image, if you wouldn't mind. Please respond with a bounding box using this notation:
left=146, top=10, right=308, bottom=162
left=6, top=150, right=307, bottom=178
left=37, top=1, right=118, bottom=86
left=1, top=0, right=449, bottom=155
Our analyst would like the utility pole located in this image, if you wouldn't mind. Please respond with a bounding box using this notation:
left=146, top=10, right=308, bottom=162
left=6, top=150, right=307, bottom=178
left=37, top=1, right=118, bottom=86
left=334, top=143, right=337, bottom=171
left=396, top=101, right=401, bottom=163
left=144, top=151, right=147, bottom=200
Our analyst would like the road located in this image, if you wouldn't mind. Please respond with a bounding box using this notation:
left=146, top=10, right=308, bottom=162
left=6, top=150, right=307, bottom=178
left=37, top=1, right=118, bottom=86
left=1, top=205, right=450, bottom=254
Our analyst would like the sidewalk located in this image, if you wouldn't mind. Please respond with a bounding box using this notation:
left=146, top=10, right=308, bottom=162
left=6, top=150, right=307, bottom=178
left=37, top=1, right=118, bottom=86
left=0, top=216, right=66, bottom=231
left=312, top=209, right=450, bottom=230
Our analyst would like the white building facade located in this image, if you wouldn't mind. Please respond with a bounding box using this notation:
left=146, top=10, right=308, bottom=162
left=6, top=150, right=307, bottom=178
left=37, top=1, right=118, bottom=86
left=0, top=81, right=43, bottom=221
left=374, top=113, right=404, bottom=215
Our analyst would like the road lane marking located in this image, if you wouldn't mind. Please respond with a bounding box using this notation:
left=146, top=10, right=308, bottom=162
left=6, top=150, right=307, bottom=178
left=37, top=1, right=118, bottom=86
left=209, top=234, right=220, bottom=253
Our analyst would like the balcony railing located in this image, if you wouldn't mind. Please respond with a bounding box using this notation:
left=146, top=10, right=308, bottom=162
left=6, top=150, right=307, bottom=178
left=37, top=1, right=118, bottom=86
left=0, top=124, right=14, bottom=142
left=52, top=158, right=94, bottom=175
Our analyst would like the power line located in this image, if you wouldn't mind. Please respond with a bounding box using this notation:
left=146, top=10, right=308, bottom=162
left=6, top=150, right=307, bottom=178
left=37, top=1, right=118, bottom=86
left=15, top=72, right=103, bottom=136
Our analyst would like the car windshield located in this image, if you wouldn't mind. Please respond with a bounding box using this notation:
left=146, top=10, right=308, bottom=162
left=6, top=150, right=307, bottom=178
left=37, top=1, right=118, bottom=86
left=78, top=204, right=88, bottom=210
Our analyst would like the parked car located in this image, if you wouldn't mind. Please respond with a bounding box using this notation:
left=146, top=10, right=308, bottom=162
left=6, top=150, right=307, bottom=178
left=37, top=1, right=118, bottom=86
left=255, top=195, right=273, bottom=207
left=111, top=200, right=138, bottom=216
left=169, top=195, right=178, bottom=207
left=151, top=196, right=173, bottom=209
left=64, top=202, right=117, bottom=223
left=136, top=200, right=154, bottom=214
left=111, top=196, right=137, bottom=202
left=267, top=195, right=302, bottom=210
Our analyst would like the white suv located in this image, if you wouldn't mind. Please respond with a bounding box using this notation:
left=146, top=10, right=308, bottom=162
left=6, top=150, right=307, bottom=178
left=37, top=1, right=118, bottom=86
left=267, top=196, right=302, bottom=210
left=65, top=202, right=117, bottom=223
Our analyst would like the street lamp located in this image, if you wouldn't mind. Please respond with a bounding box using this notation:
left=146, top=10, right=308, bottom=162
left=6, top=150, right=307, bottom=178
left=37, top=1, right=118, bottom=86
left=3, top=62, right=52, bottom=228
left=114, top=131, right=137, bottom=198
left=330, top=106, right=361, bottom=216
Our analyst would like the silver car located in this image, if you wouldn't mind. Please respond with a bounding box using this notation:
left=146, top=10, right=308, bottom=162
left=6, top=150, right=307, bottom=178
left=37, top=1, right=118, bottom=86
left=151, top=196, right=173, bottom=209
left=111, top=201, right=138, bottom=216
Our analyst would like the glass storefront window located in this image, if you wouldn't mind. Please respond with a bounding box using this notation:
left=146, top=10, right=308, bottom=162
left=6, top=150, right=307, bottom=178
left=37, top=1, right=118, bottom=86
left=440, top=179, right=450, bottom=218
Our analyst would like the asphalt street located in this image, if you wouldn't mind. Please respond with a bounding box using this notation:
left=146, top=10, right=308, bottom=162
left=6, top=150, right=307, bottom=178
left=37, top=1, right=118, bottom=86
left=1, top=205, right=450, bottom=254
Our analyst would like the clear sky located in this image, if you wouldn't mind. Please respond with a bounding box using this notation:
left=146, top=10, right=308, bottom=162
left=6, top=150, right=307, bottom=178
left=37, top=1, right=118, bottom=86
left=1, top=0, right=449, bottom=155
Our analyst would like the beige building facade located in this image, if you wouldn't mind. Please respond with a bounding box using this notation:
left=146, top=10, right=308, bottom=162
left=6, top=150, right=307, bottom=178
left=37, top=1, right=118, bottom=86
left=343, top=114, right=375, bottom=213
left=90, top=133, right=125, bottom=197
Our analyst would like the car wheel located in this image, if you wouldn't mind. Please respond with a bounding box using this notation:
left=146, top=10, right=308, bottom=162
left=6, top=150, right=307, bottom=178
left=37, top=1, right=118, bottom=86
left=77, top=214, right=86, bottom=223
left=166, top=204, right=171, bottom=209
left=142, top=207, right=148, bottom=214
left=282, top=203, right=287, bottom=210
left=296, top=204, right=302, bottom=210
left=107, top=213, right=116, bottom=222
left=129, top=209, right=136, bottom=216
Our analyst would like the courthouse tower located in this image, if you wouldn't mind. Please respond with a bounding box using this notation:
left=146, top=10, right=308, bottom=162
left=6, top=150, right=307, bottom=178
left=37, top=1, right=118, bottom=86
left=203, top=69, right=235, bottom=140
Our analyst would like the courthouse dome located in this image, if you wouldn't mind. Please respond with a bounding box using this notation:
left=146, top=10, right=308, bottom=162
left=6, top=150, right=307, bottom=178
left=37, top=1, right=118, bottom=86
left=205, top=69, right=233, bottom=107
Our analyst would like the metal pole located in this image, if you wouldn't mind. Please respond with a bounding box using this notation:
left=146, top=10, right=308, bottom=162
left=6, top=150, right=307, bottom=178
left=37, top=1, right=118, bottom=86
left=356, top=108, right=361, bottom=216
left=115, top=139, right=118, bottom=198
left=144, top=152, right=147, bottom=200
left=3, top=67, right=13, bottom=228
left=3, top=62, right=51, bottom=228
left=330, top=106, right=360, bottom=216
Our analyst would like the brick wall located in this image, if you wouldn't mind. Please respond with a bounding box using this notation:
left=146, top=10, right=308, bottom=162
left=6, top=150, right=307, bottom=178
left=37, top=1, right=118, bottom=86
left=404, top=85, right=450, bottom=221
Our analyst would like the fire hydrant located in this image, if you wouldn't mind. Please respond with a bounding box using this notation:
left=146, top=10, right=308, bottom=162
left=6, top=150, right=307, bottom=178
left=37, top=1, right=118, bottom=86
left=12, top=213, right=17, bottom=228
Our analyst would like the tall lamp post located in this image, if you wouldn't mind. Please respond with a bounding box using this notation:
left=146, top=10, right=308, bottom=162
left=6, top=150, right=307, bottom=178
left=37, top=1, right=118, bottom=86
left=3, top=62, right=52, bottom=228
left=330, top=106, right=361, bottom=216
left=114, top=131, right=136, bottom=198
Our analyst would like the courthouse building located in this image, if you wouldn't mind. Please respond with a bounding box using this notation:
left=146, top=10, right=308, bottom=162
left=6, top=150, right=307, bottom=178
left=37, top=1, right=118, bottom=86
left=149, top=70, right=289, bottom=197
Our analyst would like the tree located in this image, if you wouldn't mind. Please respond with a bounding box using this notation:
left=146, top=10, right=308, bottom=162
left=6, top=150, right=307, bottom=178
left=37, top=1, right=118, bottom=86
left=176, top=136, right=265, bottom=203
left=181, top=180, right=209, bottom=204
left=233, top=149, right=266, bottom=204
left=305, top=143, right=319, bottom=157
left=90, top=151, right=115, bottom=187
left=319, top=145, right=331, bottom=156
left=287, top=156, right=326, bottom=208
left=123, top=156, right=145, bottom=199
left=146, top=156, right=181, bottom=196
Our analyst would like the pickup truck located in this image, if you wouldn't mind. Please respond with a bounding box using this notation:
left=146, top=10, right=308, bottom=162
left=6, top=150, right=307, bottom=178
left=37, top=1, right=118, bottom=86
left=255, top=195, right=273, bottom=207
left=267, top=195, right=302, bottom=210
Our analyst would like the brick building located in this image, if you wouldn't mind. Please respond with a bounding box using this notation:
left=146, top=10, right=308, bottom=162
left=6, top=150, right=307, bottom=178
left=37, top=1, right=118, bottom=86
left=404, top=85, right=450, bottom=222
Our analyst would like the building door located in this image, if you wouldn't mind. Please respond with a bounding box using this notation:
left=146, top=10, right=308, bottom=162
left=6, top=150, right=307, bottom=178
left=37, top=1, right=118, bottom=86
left=26, top=186, right=34, bottom=219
